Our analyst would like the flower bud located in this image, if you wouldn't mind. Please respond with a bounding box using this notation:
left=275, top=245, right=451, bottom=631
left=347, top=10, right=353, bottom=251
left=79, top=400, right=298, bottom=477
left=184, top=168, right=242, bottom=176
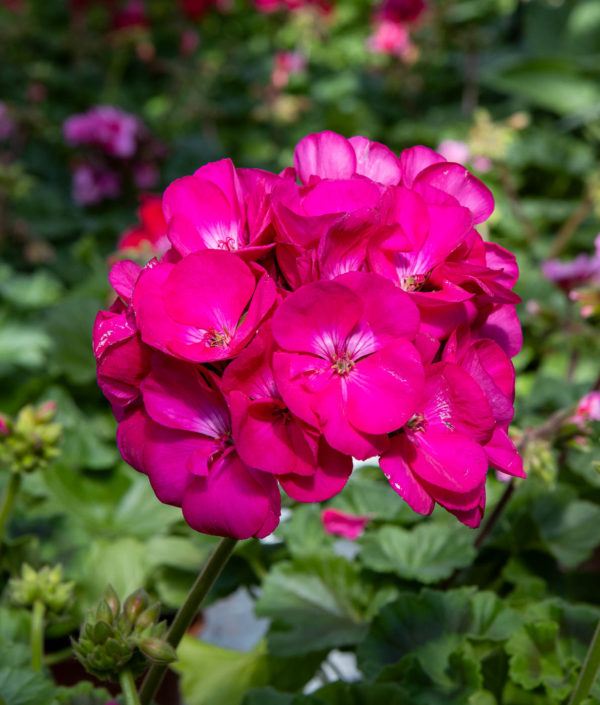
left=9, top=563, right=74, bottom=614
left=73, top=585, right=172, bottom=682
left=123, top=589, right=149, bottom=626
left=0, top=401, right=62, bottom=474
left=104, top=584, right=121, bottom=618
left=138, top=637, right=177, bottom=665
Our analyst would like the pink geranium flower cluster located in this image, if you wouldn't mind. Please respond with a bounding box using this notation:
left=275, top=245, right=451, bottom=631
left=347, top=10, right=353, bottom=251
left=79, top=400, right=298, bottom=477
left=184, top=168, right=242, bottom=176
left=93, top=130, right=524, bottom=540
left=63, top=105, right=164, bottom=206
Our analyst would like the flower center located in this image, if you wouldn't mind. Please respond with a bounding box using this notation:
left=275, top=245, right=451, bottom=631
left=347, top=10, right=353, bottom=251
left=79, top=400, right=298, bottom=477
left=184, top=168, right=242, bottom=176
left=204, top=328, right=231, bottom=348
left=331, top=351, right=355, bottom=376
left=406, top=412, right=427, bottom=433
left=217, top=237, right=237, bottom=251
left=399, top=274, right=427, bottom=292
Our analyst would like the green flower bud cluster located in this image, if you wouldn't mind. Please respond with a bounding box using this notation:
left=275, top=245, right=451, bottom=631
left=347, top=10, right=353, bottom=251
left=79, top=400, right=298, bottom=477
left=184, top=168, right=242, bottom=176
left=0, top=401, right=61, bottom=474
left=9, top=563, right=74, bottom=614
left=73, top=585, right=177, bottom=682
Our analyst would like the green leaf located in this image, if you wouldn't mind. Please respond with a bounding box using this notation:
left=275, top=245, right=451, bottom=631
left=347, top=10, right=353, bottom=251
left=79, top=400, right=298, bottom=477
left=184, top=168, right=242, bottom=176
left=505, top=621, right=574, bottom=700
left=0, top=268, right=63, bottom=310
left=358, top=523, right=476, bottom=583
left=0, top=667, right=55, bottom=705
left=358, top=588, right=521, bottom=684
left=533, top=495, right=600, bottom=567
left=44, top=295, right=102, bottom=385
left=242, top=689, right=294, bottom=705
left=174, top=637, right=317, bottom=705
left=276, top=504, right=334, bottom=558
left=484, top=57, right=600, bottom=116
left=256, top=556, right=395, bottom=657
left=328, top=470, right=418, bottom=523
left=297, top=681, right=414, bottom=704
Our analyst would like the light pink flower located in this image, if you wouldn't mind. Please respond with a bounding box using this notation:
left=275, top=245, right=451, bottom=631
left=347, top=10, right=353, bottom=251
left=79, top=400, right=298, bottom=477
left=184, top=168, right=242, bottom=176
left=321, top=508, right=370, bottom=539
left=437, top=139, right=470, bottom=166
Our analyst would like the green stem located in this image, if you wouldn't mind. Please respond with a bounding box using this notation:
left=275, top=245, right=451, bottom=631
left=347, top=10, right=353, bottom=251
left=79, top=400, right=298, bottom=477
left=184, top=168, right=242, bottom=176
left=139, top=536, right=238, bottom=705
left=569, top=619, right=600, bottom=705
left=43, top=646, right=74, bottom=666
left=0, top=472, right=21, bottom=545
left=120, top=668, right=141, bottom=705
left=30, top=600, right=45, bottom=671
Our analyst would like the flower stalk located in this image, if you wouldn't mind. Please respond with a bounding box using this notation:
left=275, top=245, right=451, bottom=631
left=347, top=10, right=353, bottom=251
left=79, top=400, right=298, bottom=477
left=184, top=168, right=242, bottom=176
left=0, top=472, right=21, bottom=546
left=139, top=536, right=238, bottom=705
left=569, top=618, right=600, bottom=705
left=120, top=668, right=142, bottom=705
left=30, top=599, right=45, bottom=671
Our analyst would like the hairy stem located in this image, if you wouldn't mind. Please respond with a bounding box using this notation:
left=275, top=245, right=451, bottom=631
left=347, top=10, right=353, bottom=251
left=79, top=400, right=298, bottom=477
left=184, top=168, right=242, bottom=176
left=139, top=536, right=238, bottom=705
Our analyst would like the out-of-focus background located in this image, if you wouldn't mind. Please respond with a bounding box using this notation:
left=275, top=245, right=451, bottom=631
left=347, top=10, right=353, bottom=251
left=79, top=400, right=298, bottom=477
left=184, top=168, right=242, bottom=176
left=2, top=2, right=600, bottom=704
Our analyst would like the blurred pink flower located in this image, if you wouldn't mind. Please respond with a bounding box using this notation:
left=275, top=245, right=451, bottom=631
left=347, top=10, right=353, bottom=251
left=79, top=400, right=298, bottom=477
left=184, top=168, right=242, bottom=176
left=0, top=102, right=15, bottom=141
left=472, top=155, right=492, bottom=173
left=321, top=508, right=370, bottom=539
left=271, top=51, right=306, bottom=89
left=573, top=392, right=600, bottom=424
left=72, top=164, right=121, bottom=205
left=367, top=20, right=412, bottom=59
left=378, top=0, right=425, bottom=22
left=437, top=139, right=470, bottom=165
left=542, top=254, right=600, bottom=292
left=112, top=0, right=148, bottom=29
left=64, top=105, right=142, bottom=159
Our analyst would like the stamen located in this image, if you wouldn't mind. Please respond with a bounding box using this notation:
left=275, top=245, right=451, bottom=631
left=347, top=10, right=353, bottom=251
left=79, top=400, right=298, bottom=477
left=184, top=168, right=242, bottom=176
left=331, top=351, right=355, bottom=376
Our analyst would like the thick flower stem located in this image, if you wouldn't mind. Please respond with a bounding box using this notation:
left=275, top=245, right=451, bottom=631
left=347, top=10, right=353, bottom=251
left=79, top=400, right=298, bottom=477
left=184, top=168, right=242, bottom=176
left=0, top=472, right=21, bottom=546
left=139, top=536, right=238, bottom=705
left=568, top=619, right=600, bottom=705
left=120, top=668, right=142, bottom=705
left=30, top=599, right=45, bottom=671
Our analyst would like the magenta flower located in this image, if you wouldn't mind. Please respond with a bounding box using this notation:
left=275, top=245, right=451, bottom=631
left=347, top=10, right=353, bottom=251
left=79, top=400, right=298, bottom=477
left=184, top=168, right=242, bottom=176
left=380, top=362, right=495, bottom=527
left=223, top=322, right=352, bottom=501
left=120, top=356, right=281, bottom=539
left=163, top=158, right=282, bottom=259
left=272, top=273, right=424, bottom=459
left=94, top=129, right=522, bottom=538
left=133, top=249, right=276, bottom=363
left=321, top=508, right=371, bottom=539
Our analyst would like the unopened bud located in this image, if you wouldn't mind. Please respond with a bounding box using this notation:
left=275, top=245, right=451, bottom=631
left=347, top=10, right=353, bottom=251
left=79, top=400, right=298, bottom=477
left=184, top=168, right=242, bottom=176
left=138, top=637, right=177, bottom=665
left=123, top=589, right=149, bottom=626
